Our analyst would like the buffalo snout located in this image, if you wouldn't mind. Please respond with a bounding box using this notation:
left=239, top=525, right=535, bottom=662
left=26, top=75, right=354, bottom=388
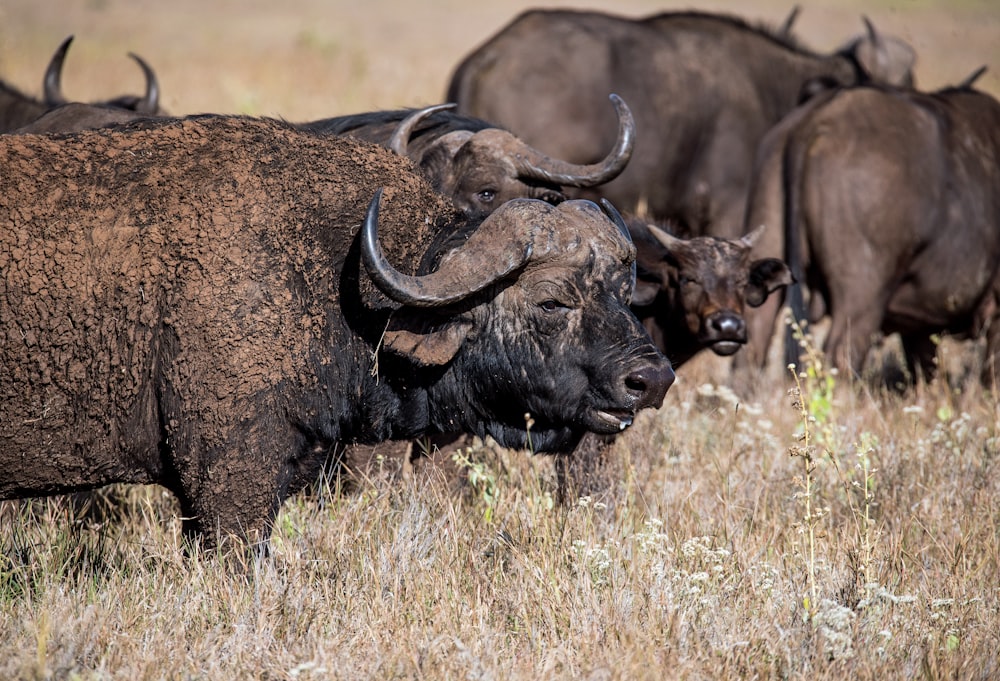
left=624, top=359, right=675, bottom=410
left=705, top=310, right=747, bottom=356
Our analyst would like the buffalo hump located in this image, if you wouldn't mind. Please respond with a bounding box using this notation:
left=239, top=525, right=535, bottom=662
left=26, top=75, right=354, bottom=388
left=0, top=117, right=451, bottom=543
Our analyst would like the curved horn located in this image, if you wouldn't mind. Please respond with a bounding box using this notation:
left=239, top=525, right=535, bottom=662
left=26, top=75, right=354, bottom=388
left=600, top=199, right=637, bottom=289
left=127, top=52, right=160, bottom=113
left=599, top=199, right=633, bottom=246
left=361, top=188, right=535, bottom=307
left=862, top=16, right=882, bottom=49
left=44, top=35, right=74, bottom=105
left=512, top=93, right=635, bottom=187
left=957, top=65, right=988, bottom=90
left=740, top=224, right=767, bottom=248
left=389, top=103, right=457, bottom=156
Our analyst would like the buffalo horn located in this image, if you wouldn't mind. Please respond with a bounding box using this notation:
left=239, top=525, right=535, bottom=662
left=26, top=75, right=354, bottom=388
left=957, top=65, right=988, bottom=90
left=361, top=188, right=534, bottom=307
left=779, top=6, right=801, bottom=36
left=127, top=52, right=161, bottom=113
left=512, top=93, right=635, bottom=187
left=599, top=199, right=633, bottom=246
left=646, top=222, right=684, bottom=250
left=389, top=103, right=457, bottom=156
left=43, top=35, right=74, bottom=105
left=862, top=16, right=882, bottom=49
left=600, top=199, right=637, bottom=290
left=740, top=224, right=767, bottom=248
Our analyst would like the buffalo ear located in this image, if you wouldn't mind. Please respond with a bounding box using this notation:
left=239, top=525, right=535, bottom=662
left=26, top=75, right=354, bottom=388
left=631, top=278, right=661, bottom=307
left=747, top=258, right=794, bottom=307
left=382, top=310, right=471, bottom=366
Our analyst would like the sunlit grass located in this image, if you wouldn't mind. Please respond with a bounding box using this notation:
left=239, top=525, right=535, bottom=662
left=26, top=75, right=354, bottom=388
left=2, top=340, right=998, bottom=678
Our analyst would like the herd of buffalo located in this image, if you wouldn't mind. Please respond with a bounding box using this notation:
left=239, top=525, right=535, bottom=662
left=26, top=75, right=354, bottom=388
left=1, top=8, right=998, bottom=547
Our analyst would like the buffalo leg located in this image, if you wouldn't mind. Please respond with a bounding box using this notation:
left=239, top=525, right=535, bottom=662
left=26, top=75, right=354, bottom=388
left=982, top=317, right=1000, bottom=391
left=901, top=332, right=939, bottom=384
left=169, top=429, right=301, bottom=550
left=739, top=293, right=784, bottom=371
left=823, top=289, right=889, bottom=378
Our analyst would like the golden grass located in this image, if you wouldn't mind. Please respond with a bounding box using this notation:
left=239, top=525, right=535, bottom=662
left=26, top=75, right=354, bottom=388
left=2, top=1, right=999, bottom=677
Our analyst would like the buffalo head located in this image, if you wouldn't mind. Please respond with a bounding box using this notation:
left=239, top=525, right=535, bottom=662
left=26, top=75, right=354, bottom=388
left=630, top=221, right=793, bottom=367
left=840, top=17, right=917, bottom=88
left=364, top=191, right=673, bottom=451
left=391, top=94, right=634, bottom=218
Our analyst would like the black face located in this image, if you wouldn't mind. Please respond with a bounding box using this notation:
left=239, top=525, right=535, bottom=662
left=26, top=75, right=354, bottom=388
left=428, top=240, right=673, bottom=453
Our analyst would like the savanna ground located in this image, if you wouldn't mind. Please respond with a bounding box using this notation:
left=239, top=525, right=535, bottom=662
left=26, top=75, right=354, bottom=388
left=2, top=1, right=999, bottom=679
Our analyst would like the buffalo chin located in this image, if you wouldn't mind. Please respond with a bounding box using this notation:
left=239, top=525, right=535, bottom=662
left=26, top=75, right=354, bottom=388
left=709, top=340, right=744, bottom=356
left=481, top=421, right=582, bottom=455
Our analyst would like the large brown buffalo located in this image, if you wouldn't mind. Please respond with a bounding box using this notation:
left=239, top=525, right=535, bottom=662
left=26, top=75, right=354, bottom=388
left=0, top=35, right=162, bottom=133
left=447, top=9, right=915, bottom=238
left=741, top=81, right=1000, bottom=385
left=0, top=116, right=673, bottom=546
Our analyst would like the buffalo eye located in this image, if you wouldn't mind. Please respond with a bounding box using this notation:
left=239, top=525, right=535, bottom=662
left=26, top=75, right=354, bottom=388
left=476, top=189, right=497, bottom=204
left=539, top=299, right=569, bottom=313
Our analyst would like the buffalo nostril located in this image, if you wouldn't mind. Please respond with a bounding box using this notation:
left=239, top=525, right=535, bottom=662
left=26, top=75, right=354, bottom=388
left=709, top=312, right=746, bottom=338
left=625, top=361, right=675, bottom=410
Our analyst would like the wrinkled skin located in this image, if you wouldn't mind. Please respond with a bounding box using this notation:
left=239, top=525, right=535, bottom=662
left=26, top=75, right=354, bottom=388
left=629, top=220, right=792, bottom=368
left=448, top=9, right=915, bottom=238
left=0, top=116, right=672, bottom=546
left=741, top=84, right=1000, bottom=386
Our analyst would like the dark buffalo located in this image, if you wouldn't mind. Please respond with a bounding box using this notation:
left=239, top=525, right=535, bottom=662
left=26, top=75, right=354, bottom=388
left=0, top=115, right=673, bottom=546
left=297, top=94, right=634, bottom=218
left=348, top=217, right=792, bottom=498
left=741, top=82, right=1000, bottom=385
left=446, top=9, right=915, bottom=238
left=0, top=35, right=162, bottom=133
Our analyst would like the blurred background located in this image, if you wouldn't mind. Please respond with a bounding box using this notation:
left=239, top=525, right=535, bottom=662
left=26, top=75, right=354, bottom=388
left=2, top=0, right=997, bottom=121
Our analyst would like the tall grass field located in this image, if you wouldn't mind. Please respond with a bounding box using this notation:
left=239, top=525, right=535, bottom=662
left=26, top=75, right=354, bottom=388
left=2, top=1, right=999, bottom=678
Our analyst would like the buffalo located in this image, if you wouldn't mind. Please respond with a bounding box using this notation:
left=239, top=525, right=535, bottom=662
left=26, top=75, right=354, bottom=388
left=297, top=94, right=633, bottom=218
left=630, top=220, right=792, bottom=369
left=0, top=115, right=673, bottom=546
left=348, top=218, right=792, bottom=498
left=446, top=8, right=916, bottom=238
left=740, top=81, right=1000, bottom=385
left=0, top=35, right=162, bottom=133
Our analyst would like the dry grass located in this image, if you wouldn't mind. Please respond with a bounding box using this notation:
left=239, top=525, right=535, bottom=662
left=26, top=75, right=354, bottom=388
left=2, top=1, right=999, bottom=678
left=2, top=340, right=998, bottom=680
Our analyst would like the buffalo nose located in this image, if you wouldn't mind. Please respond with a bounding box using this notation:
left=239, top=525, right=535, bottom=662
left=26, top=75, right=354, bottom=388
left=625, top=360, right=675, bottom=410
left=708, top=311, right=747, bottom=340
